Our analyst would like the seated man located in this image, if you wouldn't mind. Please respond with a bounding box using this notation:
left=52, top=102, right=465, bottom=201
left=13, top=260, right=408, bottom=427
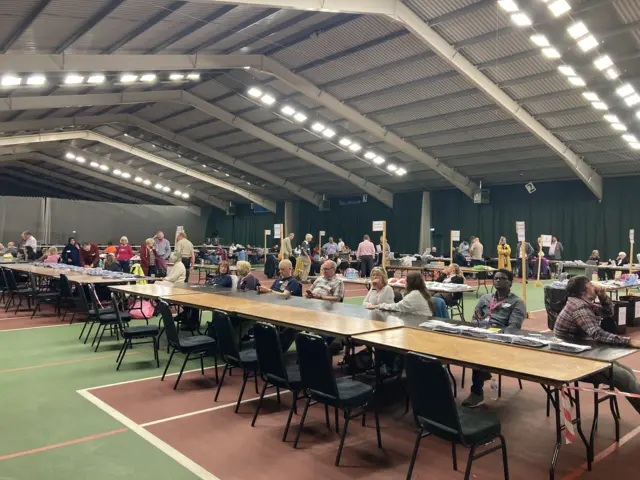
left=305, top=260, right=344, bottom=302
left=462, top=269, right=527, bottom=408
left=554, top=276, right=640, bottom=413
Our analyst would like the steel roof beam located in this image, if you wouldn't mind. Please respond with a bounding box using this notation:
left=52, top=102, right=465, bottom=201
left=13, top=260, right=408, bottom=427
left=0, top=0, right=52, bottom=53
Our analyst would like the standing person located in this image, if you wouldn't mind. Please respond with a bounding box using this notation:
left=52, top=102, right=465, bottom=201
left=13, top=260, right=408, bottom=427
left=282, top=233, right=294, bottom=262
left=515, top=240, right=534, bottom=278
left=115, top=236, right=134, bottom=273
left=104, top=242, right=116, bottom=255
left=469, top=236, right=484, bottom=266
left=140, top=238, right=158, bottom=276
left=367, top=272, right=434, bottom=315
left=154, top=231, right=171, bottom=278
left=322, top=236, right=339, bottom=260
left=299, top=233, right=313, bottom=282
left=497, top=236, right=512, bottom=271
left=547, top=236, right=564, bottom=260
left=356, top=234, right=376, bottom=278
left=377, top=236, right=391, bottom=266
left=61, top=237, right=81, bottom=266
left=79, top=241, right=100, bottom=267
left=554, top=276, right=640, bottom=414
left=337, top=237, right=345, bottom=253
left=462, top=269, right=527, bottom=408
left=363, top=267, right=394, bottom=307
left=305, top=260, right=344, bottom=302
left=21, top=231, right=37, bottom=253
left=175, top=232, right=195, bottom=282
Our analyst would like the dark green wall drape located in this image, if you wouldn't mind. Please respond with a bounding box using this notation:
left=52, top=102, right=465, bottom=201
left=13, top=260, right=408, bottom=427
left=431, top=177, right=640, bottom=261
left=206, top=202, right=284, bottom=247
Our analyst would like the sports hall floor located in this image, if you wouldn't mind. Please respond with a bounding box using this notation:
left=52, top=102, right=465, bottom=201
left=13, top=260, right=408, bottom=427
left=0, top=273, right=638, bottom=479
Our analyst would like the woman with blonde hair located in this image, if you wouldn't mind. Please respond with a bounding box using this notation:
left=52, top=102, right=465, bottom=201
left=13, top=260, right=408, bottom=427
left=42, top=247, right=60, bottom=264
left=497, top=236, right=512, bottom=271
left=115, top=236, right=134, bottom=272
left=163, top=252, right=186, bottom=283
left=363, top=267, right=394, bottom=307
left=236, top=260, right=260, bottom=291
left=435, top=263, right=465, bottom=306
left=367, top=272, right=434, bottom=315
left=104, top=253, right=122, bottom=272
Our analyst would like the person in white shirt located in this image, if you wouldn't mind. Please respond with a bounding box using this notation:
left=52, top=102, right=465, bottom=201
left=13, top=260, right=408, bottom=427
left=469, top=236, right=484, bottom=265
left=363, top=267, right=394, bottom=307
left=21, top=231, right=37, bottom=252
left=366, top=272, right=434, bottom=315
left=337, top=237, right=345, bottom=253
left=161, top=252, right=186, bottom=284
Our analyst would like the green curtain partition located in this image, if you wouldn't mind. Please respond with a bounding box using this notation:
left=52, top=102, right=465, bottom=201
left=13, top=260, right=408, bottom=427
left=431, top=177, right=640, bottom=261
left=206, top=202, right=284, bottom=247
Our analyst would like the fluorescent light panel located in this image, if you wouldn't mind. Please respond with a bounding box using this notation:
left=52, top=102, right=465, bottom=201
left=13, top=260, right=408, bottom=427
left=26, top=75, right=46, bottom=86
left=373, top=156, right=385, bottom=165
left=624, top=93, right=640, bottom=107
left=530, top=34, right=550, bottom=47
left=293, top=112, right=307, bottom=123
left=280, top=105, right=295, bottom=116
left=604, top=114, right=619, bottom=123
left=364, top=151, right=376, bottom=160
left=548, top=0, right=571, bottom=17
left=611, top=123, right=627, bottom=131
left=605, top=68, right=619, bottom=80
left=511, top=13, right=532, bottom=26
left=593, top=55, right=613, bottom=71
left=577, top=35, right=598, bottom=52
left=498, top=0, right=519, bottom=12
left=338, top=138, right=352, bottom=147
left=592, top=102, right=608, bottom=110
left=248, top=87, right=262, bottom=98
left=169, top=73, right=184, bottom=81
left=120, top=74, right=138, bottom=83
left=1, top=75, right=21, bottom=86
left=87, top=75, right=105, bottom=84
left=616, top=84, right=635, bottom=97
left=568, top=22, right=589, bottom=39
left=322, top=128, right=336, bottom=138
left=65, top=74, right=84, bottom=84
left=140, top=73, right=157, bottom=82
left=583, top=92, right=599, bottom=101
left=311, top=123, right=325, bottom=132
left=542, top=47, right=561, bottom=58
left=260, top=94, right=275, bottom=105
left=568, top=76, right=586, bottom=86
left=558, top=65, right=576, bottom=76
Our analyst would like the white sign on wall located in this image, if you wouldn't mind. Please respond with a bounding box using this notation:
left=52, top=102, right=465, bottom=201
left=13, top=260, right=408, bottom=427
left=516, top=221, right=525, bottom=242
left=320, top=230, right=326, bottom=236
left=451, top=230, right=460, bottom=242
left=630, top=229, right=635, bottom=244
left=265, top=230, right=271, bottom=235
left=541, top=235, right=552, bottom=247
left=274, top=224, right=281, bottom=237
left=372, top=221, right=384, bottom=232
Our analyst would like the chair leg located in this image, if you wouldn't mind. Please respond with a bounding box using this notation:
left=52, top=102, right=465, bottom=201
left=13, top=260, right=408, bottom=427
left=200, top=354, right=205, bottom=375
left=293, top=397, right=312, bottom=449
left=335, top=406, right=340, bottom=434
left=276, top=386, right=281, bottom=405
left=499, top=434, right=510, bottom=480
left=335, top=410, right=351, bottom=466
left=83, top=320, right=96, bottom=344
left=447, top=365, right=457, bottom=398
left=325, top=404, right=331, bottom=429
left=254, top=370, right=259, bottom=394
left=461, top=367, right=466, bottom=389
left=213, top=352, right=219, bottom=384
left=161, top=348, right=176, bottom=381
left=116, top=337, right=128, bottom=363
left=282, top=391, right=298, bottom=442
left=94, top=325, right=107, bottom=352
left=463, top=443, right=478, bottom=480
left=251, top=381, right=269, bottom=427
left=116, top=339, right=130, bottom=371
left=173, top=352, right=191, bottom=390
left=498, top=375, right=502, bottom=398
left=518, top=379, right=523, bottom=390
left=214, top=364, right=229, bottom=402
left=452, top=441, right=458, bottom=471
left=374, top=407, right=382, bottom=448
left=235, top=369, right=250, bottom=413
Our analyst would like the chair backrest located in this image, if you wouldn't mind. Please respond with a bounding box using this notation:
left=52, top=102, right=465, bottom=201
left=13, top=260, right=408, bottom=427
left=109, top=293, right=126, bottom=330
left=28, top=272, right=38, bottom=295
left=393, top=290, right=403, bottom=303
left=253, top=322, right=288, bottom=381
left=86, top=284, right=101, bottom=318
left=405, top=352, right=462, bottom=442
left=0, top=268, right=6, bottom=290
left=156, top=300, right=181, bottom=347
left=59, top=274, right=73, bottom=298
left=76, top=284, right=92, bottom=315
left=295, top=332, right=339, bottom=402
left=212, top=310, right=242, bottom=362
left=3, top=269, right=19, bottom=292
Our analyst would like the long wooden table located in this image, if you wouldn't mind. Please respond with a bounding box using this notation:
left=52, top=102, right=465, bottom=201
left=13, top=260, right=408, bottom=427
left=3, top=264, right=152, bottom=285
left=353, top=327, right=611, bottom=480
left=109, top=283, right=205, bottom=299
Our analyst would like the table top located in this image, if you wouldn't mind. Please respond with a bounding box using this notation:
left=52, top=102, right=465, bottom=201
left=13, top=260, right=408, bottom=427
left=4, top=264, right=151, bottom=284
left=162, top=291, right=408, bottom=337
left=109, top=283, right=206, bottom=298
left=353, top=327, right=610, bottom=386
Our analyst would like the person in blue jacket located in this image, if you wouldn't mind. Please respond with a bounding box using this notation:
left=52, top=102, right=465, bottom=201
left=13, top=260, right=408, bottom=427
left=61, top=237, right=81, bottom=266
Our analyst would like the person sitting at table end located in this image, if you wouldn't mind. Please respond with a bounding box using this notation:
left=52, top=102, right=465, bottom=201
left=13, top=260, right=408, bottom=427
left=554, top=276, right=640, bottom=413
left=363, top=267, right=394, bottom=307
left=462, top=268, right=527, bottom=408
left=305, top=260, right=344, bottom=302
left=367, top=272, right=434, bottom=315
left=258, top=259, right=302, bottom=297
left=237, top=260, right=260, bottom=291
left=103, top=253, right=122, bottom=272
left=434, top=263, right=465, bottom=306
left=162, top=252, right=186, bottom=284
left=206, top=260, right=232, bottom=288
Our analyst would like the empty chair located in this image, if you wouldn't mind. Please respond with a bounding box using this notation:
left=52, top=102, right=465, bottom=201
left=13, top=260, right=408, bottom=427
left=251, top=322, right=303, bottom=441
left=58, top=274, right=80, bottom=322
left=157, top=300, right=217, bottom=390
left=88, top=284, right=128, bottom=352
left=77, top=284, right=124, bottom=344
left=405, top=352, right=509, bottom=480
left=2, top=268, right=31, bottom=313
left=212, top=309, right=259, bottom=412
left=293, top=332, right=382, bottom=466
left=110, top=293, right=160, bottom=370
left=28, top=272, right=60, bottom=318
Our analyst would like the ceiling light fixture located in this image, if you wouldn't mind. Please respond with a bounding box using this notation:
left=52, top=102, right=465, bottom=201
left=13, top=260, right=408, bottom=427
left=593, top=55, right=613, bottom=71
left=113, top=169, right=122, bottom=176
left=558, top=65, right=576, bottom=76
left=604, top=114, right=620, bottom=123
left=162, top=186, right=171, bottom=192
left=186, top=73, right=200, bottom=81
left=387, top=164, right=398, bottom=172
left=530, top=34, right=550, bottom=47
left=568, top=22, right=589, bottom=39
left=260, top=94, right=276, bottom=106
left=1, top=75, right=21, bottom=86
left=280, top=105, right=295, bottom=116
left=498, top=0, right=519, bottom=12
left=140, top=73, right=157, bottom=82
left=155, top=183, right=163, bottom=190
left=26, top=75, right=46, bottom=86
left=322, top=128, right=336, bottom=138
left=348, top=143, right=362, bottom=152
left=629, top=142, right=640, bottom=150
left=75, top=157, right=85, bottom=163
left=338, top=138, right=352, bottom=147
left=568, top=76, right=586, bottom=86
left=510, top=13, right=532, bottom=26
left=396, top=168, right=407, bottom=176
left=611, top=123, right=627, bottom=131
left=134, top=176, right=143, bottom=183
left=143, top=179, right=151, bottom=186
left=592, top=101, right=608, bottom=110
left=542, top=47, right=561, bottom=59
left=364, top=151, right=377, bottom=160
left=174, top=190, right=182, bottom=196
left=582, top=92, right=599, bottom=101
left=182, top=193, right=190, bottom=199
left=548, top=0, right=571, bottom=17
left=87, top=75, right=105, bottom=84
left=120, top=74, right=138, bottom=83
left=90, top=162, right=99, bottom=168
left=293, top=112, right=307, bottom=123
left=373, top=156, right=385, bottom=165
left=616, top=84, right=635, bottom=97
left=577, top=35, right=598, bottom=52
left=605, top=68, right=620, bottom=80
left=623, top=134, right=638, bottom=143
left=65, top=153, right=75, bottom=160
left=248, top=87, right=263, bottom=98
left=99, top=165, right=109, bottom=171
left=65, top=74, right=84, bottom=85
left=624, top=94, right=640, bottom=107
left=311, top=122, right=325, bottom=132
left=169, top=73, right=184, bottom=81
left=121, top=172, right=131, bottom=179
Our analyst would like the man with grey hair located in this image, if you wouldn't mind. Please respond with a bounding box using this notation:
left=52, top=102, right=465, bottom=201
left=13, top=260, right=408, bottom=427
left=258, top=259, right=302, bottom=297
left=154, top=231, right=171, bottom=277
left=305, top=259, right=344, bottom=302
left=21, top=231, right=37, bottom=252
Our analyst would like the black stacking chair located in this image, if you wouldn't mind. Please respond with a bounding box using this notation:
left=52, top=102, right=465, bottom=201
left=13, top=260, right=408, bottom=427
left=110, top=293, right=160, bottom=370
left=77, top=284, right=124, bottom=343
left=89, top=284, right=128, bottom=352
left=0, top=267, right=8, bottom=304
left=212, top=309, right=259, bottom=412
left=3, top=268, right=31, bottom=312
left=28, top=272, right=60, bottom=318
left=293, top=332, right=382, bottom=466
left=405, top=352, right=509, bottom=480
left=157, top=300, right=217, bottom=390
left=251, top=322, right=303, bottom=441
left=58, top=274, right=79, bottom=322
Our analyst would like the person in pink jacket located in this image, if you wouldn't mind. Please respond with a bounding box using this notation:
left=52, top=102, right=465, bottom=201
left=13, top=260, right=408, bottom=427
left=115, top=236, right=134, bottom=273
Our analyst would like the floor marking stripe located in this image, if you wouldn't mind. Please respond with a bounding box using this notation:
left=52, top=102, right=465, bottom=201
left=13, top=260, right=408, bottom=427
left=0, top=350, right=152, bottom=374
left=561, top=424, right=640, bottom=480
left=140, top=390, right=285, bottom=427
left=0, top=324, right=78, bottom=332
left=77, top=389, right=220, bottom=480
left=86, top=366, right=221, bottom=391
left=0, top=428, right=127, bottom=462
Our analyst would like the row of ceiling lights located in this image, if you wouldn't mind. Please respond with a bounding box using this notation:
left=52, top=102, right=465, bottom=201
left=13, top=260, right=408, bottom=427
left=246, top=87, right=407, bottom=176
left=64, top=152, right=190, bottom=198
left=0, top=72, right=201, bottom=87
left=499, top=0, right=640, bottom=150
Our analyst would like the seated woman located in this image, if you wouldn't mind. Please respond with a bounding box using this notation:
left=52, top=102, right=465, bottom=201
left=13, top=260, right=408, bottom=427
left=367, top=271, right=434, bottom=315
left=103, top=253, right=123, bottom=272
left=162, top=252, right=186, bottom=283
left=236, top=260, right=260, bottom=291
left=434, top=263, right=465, bottom=306
left=206, top=260, right=233, bottom=288
left=363, top=267, right=394, bottom=307
left=41, top=247, right=61, bottom=264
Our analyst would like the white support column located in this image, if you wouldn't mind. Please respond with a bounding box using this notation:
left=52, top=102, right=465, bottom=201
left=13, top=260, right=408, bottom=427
left=419, top=191, right=431, bottom=254
left=284, top=201, right=295, bottom=239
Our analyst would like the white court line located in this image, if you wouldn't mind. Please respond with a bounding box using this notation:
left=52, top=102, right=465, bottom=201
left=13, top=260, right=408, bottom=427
left=86, top=366, right=220, bottom=391
left=77, top=389, right=220, bottom=480
left=140, top=390, right=284, bottom=428
left=0, top=323, right=80, bottom=332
